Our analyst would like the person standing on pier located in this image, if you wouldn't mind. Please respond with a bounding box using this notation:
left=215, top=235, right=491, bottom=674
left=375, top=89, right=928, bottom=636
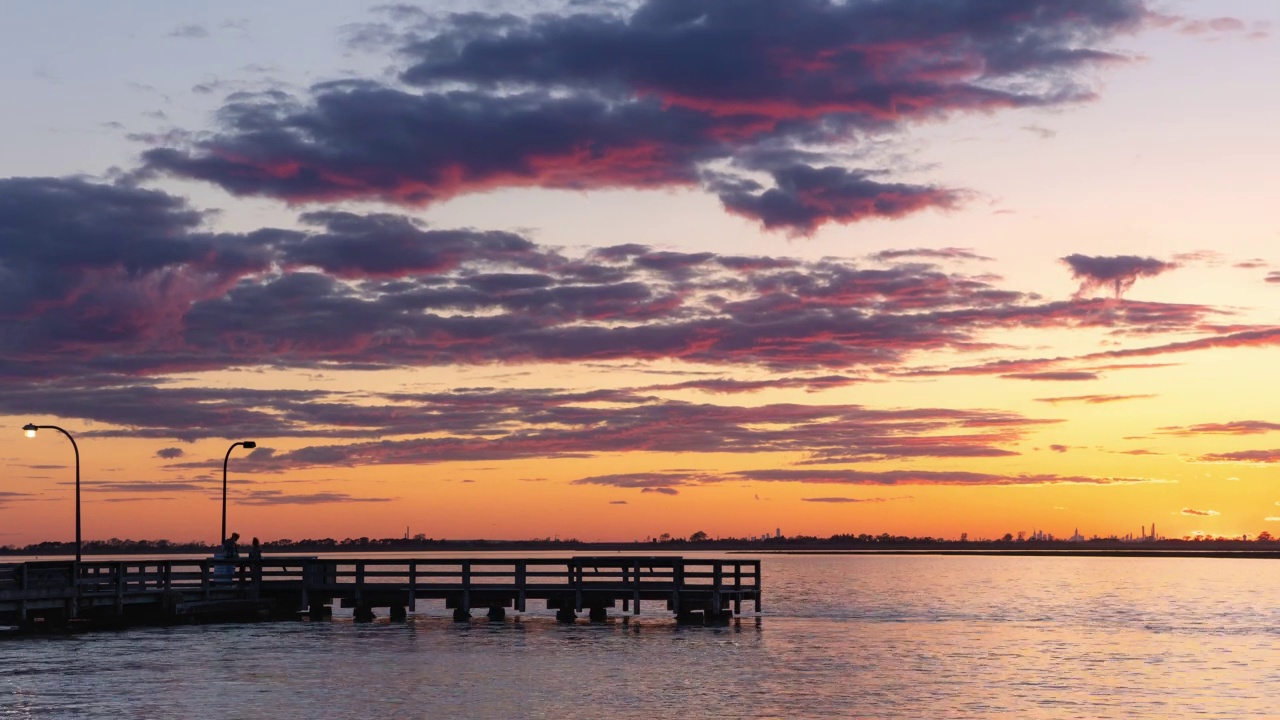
left=249, top=537, right=262, bottom=560
left=223, top=532, right=240, bottom=559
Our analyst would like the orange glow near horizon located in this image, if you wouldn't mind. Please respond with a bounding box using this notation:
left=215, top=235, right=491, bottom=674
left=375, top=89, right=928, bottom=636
left=3, top=3, right=1280, bottom=550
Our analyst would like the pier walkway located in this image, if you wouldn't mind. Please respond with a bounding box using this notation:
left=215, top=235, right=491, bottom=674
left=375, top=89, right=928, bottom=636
left=0, top=556, right=761, bottom=630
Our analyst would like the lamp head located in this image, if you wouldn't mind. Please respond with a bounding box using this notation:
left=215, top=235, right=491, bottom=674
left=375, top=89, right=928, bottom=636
left=22, top=423, right=37, bottom=438
left=242, top=441, right=257, bottom=449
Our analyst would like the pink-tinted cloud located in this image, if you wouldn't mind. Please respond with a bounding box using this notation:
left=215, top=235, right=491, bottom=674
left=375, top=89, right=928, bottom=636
left=1151, top=14, right=1269, bottom=39
left=1161, top=421, right=1280, bottom=436
left=189, top=396, right=1050, bottom=472
left=870, top=248, right=993, bottom=263
left=904, top=322, right=1273, bottom=380
left=1199, top=450, right=1280, bottom=464
left=643, top=376, right=864, bottom=394
left=735, top=469, right=1168, bottom=486
left=1171, top=250, right=1226, bottom=266
left=1089, top=326, right=1280, bottom=362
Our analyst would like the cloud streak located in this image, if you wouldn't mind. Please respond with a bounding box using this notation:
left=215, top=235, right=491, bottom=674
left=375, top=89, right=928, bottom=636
left=573, top=468, right=1168, bottom=490
left=1036, top=394, right=1156, bottom=404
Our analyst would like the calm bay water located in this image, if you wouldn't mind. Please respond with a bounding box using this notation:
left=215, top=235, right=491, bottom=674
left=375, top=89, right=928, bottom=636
left=3, top=552, right=1279, bottom=719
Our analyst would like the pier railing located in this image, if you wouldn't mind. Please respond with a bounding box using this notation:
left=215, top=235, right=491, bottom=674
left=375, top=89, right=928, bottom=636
left=0, top=555, right=761, bottom=627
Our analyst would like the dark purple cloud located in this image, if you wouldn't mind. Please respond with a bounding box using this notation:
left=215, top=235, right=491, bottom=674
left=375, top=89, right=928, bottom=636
left=86, top=481, right=210, bottom=494
left=238, top=490, right=395, bottom=505
left=6, top=183, right=1228, bottom=385
left=141, top=0, right=1153, bottom=233
left=0, top=491, right=38, bottom=507
left=1061, top=254, right=1177, bottom=298
left=155, top=447, right=186, bottom=459
left=281, top=211, right=552, bottom=278
left=711, top=165, right=961, bottom=234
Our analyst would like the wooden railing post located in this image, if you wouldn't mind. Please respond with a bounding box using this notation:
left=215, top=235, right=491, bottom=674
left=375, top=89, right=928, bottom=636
left=299, top=560, right=311, bottom=612
left=620, top=563, right=629, bottom=613
left=754, top=560, right=761, bottom=613
left=574, top=559, right=583, bottom=611
left=712, top=562, right=723, bottom=617
left=462, top=561, right=471, bottom=614
left=114, top=562, right=125, bottom=615
left=17, top=564, right=28, bottom=622
left=672, top=559, right=684, bottom=616
left=733, top=562, right=742, bottom=615
left=516, top=561, right=526, bottom=613
left=408, top=561, right=417, bottom=612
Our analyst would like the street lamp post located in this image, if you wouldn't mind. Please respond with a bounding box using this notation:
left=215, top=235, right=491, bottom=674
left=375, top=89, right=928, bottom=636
left=222, top=441, right=256, bottom=545
left=23, top=423, right=81, bottom=563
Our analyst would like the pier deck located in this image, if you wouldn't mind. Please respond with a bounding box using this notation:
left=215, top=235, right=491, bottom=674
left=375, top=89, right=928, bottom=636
left=0, top=556, right=760, bottom=630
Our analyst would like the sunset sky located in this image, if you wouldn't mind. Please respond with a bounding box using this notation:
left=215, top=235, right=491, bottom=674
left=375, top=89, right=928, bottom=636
left=3, top=0, right=1279, bottom=546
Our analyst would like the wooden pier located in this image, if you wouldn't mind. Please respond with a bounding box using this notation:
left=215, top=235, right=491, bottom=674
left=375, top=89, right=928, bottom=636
left=0, top=556, right=760, bottom=631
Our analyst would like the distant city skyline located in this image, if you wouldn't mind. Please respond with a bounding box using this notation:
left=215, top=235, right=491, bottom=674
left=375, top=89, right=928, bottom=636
left=3, top=1, right=1280, bottom=545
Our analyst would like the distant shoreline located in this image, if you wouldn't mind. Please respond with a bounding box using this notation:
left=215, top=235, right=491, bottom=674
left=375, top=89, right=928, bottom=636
left=5, top=538, right=1280, bottom=559
left=743, top=548, right=1280, bottom=559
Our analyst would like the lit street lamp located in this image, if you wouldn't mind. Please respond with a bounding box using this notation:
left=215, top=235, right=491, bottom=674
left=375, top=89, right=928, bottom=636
left=22, top=423, right=81, bottom=563
left=222, top=441, right=256, bottom=545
